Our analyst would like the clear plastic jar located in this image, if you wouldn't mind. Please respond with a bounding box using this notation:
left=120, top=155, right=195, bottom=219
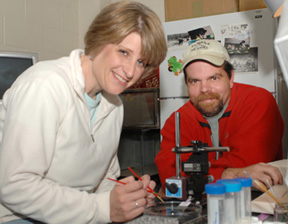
left=205, top=183, right=226, bottom=224
left=234, top=177, right=253, bottom=222
left=217, top=179, right=242, bottom=224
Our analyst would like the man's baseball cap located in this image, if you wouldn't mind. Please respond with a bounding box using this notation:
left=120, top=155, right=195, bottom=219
left=182, top=39, right=230, bottom=70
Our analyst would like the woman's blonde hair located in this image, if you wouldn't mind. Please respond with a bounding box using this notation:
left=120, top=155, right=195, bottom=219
left=84, top=1, right=167, bottom=77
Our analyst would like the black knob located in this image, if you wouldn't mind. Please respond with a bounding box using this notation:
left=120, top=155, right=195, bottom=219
left=165, top=182, right=178, bottom=194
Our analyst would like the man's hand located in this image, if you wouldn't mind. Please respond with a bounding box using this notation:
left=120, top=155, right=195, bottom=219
left=109, top=175, right=156, bottom=223
left=221, top=163, right=283, bottom=191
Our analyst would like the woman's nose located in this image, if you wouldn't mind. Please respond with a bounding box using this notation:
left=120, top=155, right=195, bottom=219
left=123, top=61, right=136, bottom=79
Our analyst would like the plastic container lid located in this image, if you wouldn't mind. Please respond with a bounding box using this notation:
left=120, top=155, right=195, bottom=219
left=234, top=177, right=253, bottom=187
left=205, top=183, right=226, bottom=195
left=216, top=179, right=236, bottom=185
left=216, top=179, right=241, bottom=193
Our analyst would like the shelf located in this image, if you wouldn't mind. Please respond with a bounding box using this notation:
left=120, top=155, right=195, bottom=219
left=120, top=164, right=158, bottom=177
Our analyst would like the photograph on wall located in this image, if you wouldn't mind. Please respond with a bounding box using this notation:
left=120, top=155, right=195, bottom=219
left=166, top=32, right=190, bottom=51
left=220, top=23, right=250, bottom=38
left=221, top=23, right=251, bottom=54
left=166, top=26, right=214, bottom=51
left=230, top=47, right=258, bottom=73
left=187, top=26, right=214, bottom=45
left=224, top=37, right=250, bottom=54
left=220, top=23, right=257, bottom=73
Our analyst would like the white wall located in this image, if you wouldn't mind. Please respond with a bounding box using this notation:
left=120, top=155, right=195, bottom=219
left=0, top=0, right=164, bottom=61
left=0, top=0, right=79, bottom=61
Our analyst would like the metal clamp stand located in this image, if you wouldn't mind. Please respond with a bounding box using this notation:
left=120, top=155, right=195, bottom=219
left=165, top=112, right=230, bottom=202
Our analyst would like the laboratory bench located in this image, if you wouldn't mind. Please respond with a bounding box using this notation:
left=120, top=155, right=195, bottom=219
left=122, top=189, right=278, bottom=224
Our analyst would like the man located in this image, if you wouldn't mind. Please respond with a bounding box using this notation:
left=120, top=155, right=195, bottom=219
left=155, top=39, right=284, bottom=193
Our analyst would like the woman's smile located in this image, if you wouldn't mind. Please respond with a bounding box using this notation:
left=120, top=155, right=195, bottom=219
left=113, top=72, right=128, bottom=85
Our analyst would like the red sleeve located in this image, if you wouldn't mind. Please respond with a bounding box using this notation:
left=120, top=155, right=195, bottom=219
left=155, top=114, right=178, bottom=190
left=208, top=89, right=284, bottom=181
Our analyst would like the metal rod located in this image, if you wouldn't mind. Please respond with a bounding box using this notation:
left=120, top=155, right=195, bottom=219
left=175, top=112, right=181, bottom=178
left=172, top=146, right=229, bottom=153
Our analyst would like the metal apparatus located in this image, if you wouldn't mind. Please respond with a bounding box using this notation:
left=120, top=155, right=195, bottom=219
left=165, top=112, right=229, bottom=202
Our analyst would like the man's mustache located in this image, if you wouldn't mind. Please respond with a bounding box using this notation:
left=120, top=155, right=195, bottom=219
left=196, top=93, right=220, bottom=103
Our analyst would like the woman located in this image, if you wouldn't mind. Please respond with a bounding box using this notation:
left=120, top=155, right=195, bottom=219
left=0, top=1, right=167, bottom=223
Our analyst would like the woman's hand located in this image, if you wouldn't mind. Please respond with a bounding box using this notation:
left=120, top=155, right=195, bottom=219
left=141, top=174, right=156, bottom=208
left=109, top=175, right=155, bottom=223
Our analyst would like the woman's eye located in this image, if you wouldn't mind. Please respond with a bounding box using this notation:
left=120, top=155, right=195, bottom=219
left=120, top=50, right=127, bottom=56
left=137, top=60, right=145, bottom=67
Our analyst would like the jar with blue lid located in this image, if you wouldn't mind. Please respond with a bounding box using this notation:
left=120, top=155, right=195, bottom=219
left=205, top=183, right=226, bottom=224
left=217, top=179, right=242, bottom=224
left=234, top=177, right=253, bottom=222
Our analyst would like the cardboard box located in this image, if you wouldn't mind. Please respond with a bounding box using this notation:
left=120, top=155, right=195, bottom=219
left=165, top=0, right=239, bottom=21
left=239, top=0, right=267, bottom=11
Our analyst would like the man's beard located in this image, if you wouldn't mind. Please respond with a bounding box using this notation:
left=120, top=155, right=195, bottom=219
left=194, top=93, right=224, bottom=117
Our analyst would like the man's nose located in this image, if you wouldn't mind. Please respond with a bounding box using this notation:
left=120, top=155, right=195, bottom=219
left=200, top=81, right=211, bottom=92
